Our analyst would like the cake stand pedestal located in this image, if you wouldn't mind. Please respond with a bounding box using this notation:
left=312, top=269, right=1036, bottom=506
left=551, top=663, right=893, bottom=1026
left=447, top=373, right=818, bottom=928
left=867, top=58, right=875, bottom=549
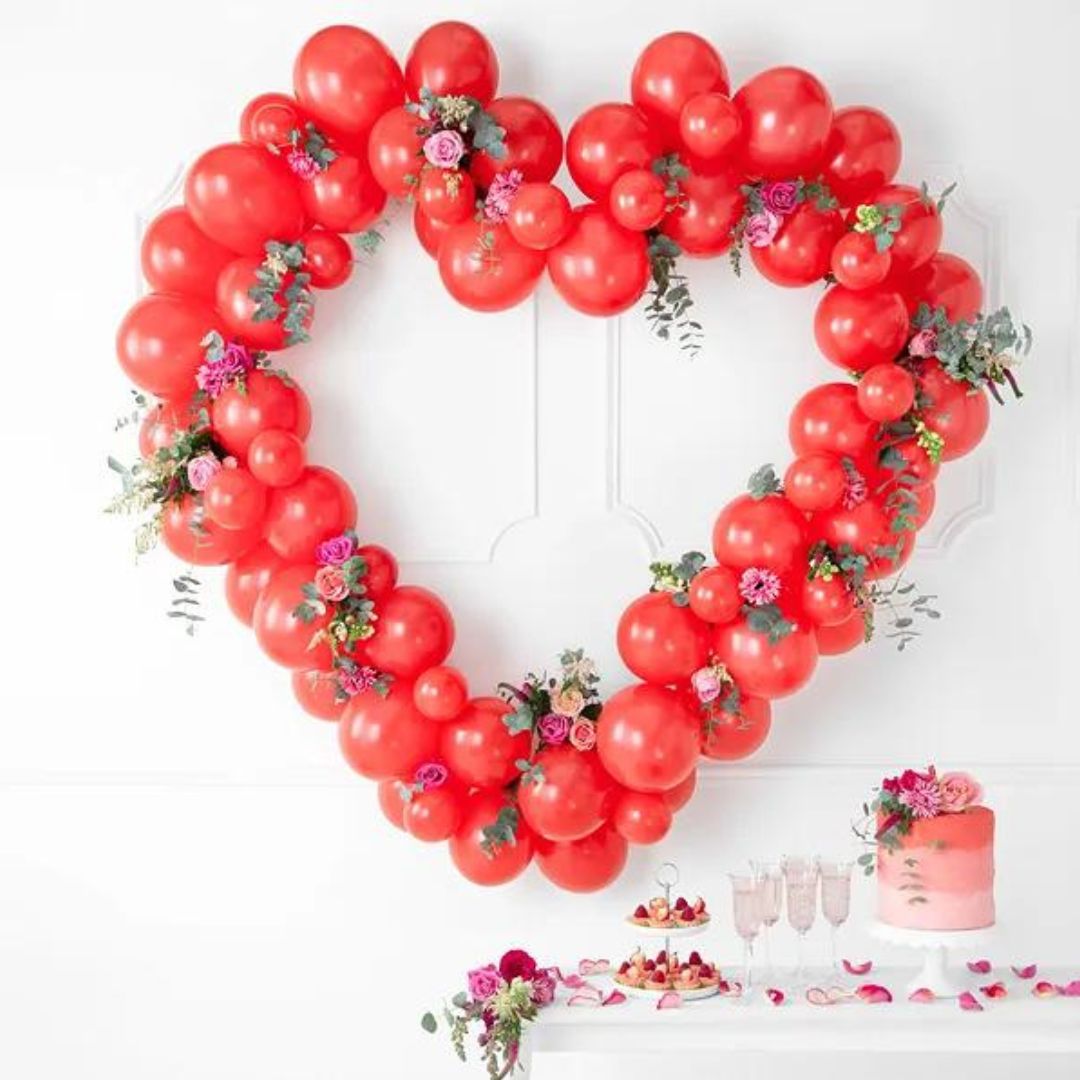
left=869, top=920, right=994, bottom=998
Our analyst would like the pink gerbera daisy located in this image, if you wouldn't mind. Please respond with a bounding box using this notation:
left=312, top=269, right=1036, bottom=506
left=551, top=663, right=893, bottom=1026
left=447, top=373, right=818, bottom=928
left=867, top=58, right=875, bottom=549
left=738, top=567, right=782, bottom=606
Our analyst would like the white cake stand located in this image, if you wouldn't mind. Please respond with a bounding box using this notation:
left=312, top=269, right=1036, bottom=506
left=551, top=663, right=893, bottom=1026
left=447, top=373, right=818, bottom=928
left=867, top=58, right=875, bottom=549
left=869, top=920, right=994, bottom=998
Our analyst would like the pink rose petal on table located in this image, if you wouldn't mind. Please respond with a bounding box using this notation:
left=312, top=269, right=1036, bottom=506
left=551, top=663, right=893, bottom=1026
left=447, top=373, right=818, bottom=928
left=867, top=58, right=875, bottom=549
left=766, top=988, right=785, bottom=1006
left=567, top=986, right=603, bottom=1007
left=966, top=960, right=992, bottom=974
left=842, top=959, right=873, bottom=976
left=718, top=980, right=743, bottom=998
left=958, top=991, right=985, bottom=1012
left=855, top=984, right=893, bottom=1004
left=578, top=959, right=611, bottom=976
left=806, top=987, right=834, bottom=1006
left=1032, top=981, right=1059, bottom=999
left=548, top=967, right=565, bottom=983
left=657, top=991, right=683, bottom=1010
left=1059, top=980, right=1080, bottom=997
left=602, top=990, right=627, bottom=1007
left=826, top=986, right=855, bottom=1004
left=909, top=988, right=936, bottom=1003
left=561, top=974, right=589, bottom=989
left=980, top=981, right=1008, bottom=999
left=1011, top=964, right=1037, bottom=979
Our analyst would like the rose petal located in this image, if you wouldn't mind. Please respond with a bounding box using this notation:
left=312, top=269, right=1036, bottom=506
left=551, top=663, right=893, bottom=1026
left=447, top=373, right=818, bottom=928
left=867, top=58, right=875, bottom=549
left=980, top=981, right=1008, bottom=999
left=958, top=991, right=985, bottom=1012
left=578, top=959, right=610, bottom=976
left=966, top=960, right=992, bottom=974
left=718, top=980, right=743, bottom=998
left=842, top=959, right=873, bottom=976
left=805, top=987, right=834, bottom=1007
left=766, top=988, right=785, bottom=1006
left=602, top=990, right=627, bottom=1007
left=656, top=991, right=683, bottom=1010
left=567, top=992, right=601, bottom=1008
left=1059, top=980, right=1080, bottom=997
left=908, top=988, right=936, bottom=1003
left=561, top=974, right=589, bottom=990
left=826, top=986, right=855, bottom=1004
left=1032, top=981, right=1060, bottom=999
left=855, top=983, right=893, bottom=1004
left=1010, top=964, right=1037, bottom=980
left=548, top=966, right=564, bottom=982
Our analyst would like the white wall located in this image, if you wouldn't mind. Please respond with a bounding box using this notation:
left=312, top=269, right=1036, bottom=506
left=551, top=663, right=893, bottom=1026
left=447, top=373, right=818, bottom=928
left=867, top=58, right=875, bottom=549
left=1, top=1, right=1078, bottom=1077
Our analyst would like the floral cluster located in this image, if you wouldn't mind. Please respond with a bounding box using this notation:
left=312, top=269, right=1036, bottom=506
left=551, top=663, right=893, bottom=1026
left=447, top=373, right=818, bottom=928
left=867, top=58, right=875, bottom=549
left=397, top=761, right=450, bottom=803
left=689, top=660, right=750, bottom=741
left=422, top=949, right=555, bottom=1080
left=249, top=240, right=314, bottom=346
left=195, top=332, right=271, bottom=399
left=649, top=549, right=707, bottom=605
left=729, top=177, right=838, bottom=275
left=276, top=121, right=337, bottom=180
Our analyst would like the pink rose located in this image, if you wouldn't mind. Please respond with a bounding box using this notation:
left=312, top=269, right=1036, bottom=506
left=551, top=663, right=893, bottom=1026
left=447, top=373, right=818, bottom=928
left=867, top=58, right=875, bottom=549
left=691, top=667, right=722, bottom=704
left=337, top=665, right=378, bottom=697
left=938, top=771, right=983, bottom=813
left=569, top=718, right=597, bottom=752
left=551, top=687, right=585, bottom=718
left=423, top=130, right=466, bottom=169
left=467, top=964, right=502, bottom=1002
left=314, top=533, right=356, bottom=566
left=745, top=210, right=781, bottom=248
left=537, top=713, right=570, bottom=745
left=530, top=969, right=557, bottom=1006
left=760, top=181, right=799, bottom=216
left=414, top=762, right=448, bottom=791
left=908, top=328, right=939, bottom=358
left=314, top=565, right=349, bottom=602
left=186, top=453, right=221, bottom=492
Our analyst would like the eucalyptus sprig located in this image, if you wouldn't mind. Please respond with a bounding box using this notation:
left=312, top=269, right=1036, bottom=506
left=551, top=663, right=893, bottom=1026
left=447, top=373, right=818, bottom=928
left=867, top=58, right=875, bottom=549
left=167, top=570, right=204, bottom=636
left=649, top=550, right=706, bottom=605
left=480, top=804, right=521, bottom=857
left=644, top=233, right=703, bottom=359
left=747, top=463, right=783, bottom=500
left=249, top=240, right=313, bottom=346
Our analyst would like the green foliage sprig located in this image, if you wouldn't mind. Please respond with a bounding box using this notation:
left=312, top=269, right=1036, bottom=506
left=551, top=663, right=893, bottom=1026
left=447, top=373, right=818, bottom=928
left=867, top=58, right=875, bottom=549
left=249, top=241, right=313, bottom=346
left=649, top=550, right=706, bottom=606
left=645, top=233, right=703, bottom=359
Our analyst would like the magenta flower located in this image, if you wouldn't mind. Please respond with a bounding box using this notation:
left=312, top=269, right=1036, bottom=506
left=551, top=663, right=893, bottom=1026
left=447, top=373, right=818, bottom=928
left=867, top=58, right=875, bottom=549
left=896, top=767, right=943, bottom=819
left=739, top=567, right=782, bottom=607
left=484, top=168, right=523, bottom=223
left=841, top=467, right=868, bottom=510
left=745, top=210, right=781, bottom=247
left=286, top=148, right=321, bottom=180
left=537, top=713, right=571, bottom=745
left=499, top=949, right=539, bottom=983
left=314, top=533, right=356, bottom=566
left=186, top=453, right=221, bottom=492
left=530, top=970, right=557, bottom=1006
left=196, top=340, right=254, bottom=399
left=760, top=181, right=799, bottom=216
left=908, top=329, right=939, bottom=358
left=423, top=129, right=466, bottom=169
left=337, top=665, right=380, bottom=697
left=414, top=762, right=448, bottom=791
left=467, top=964, right=503, bottom=1002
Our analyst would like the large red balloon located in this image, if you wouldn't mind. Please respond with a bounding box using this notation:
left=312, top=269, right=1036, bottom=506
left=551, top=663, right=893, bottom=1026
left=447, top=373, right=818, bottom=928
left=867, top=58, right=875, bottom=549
left=377, top=778, right=408, bottom=830
left=450, top=791, right=535, bottom=887
left=302, top=229, right=354, bottom=289
left=783, top=452, right=847, bottom=513
left=211, top=370, right=311, bottom=459
left=814, top=285, right=909, bottom=372
left=292, top=667, right=346, bottom=721
left=617, top=592, right=709, bottom=686
left=711, top=615, right=819, bottom=700
left=901, top=253, right=983, bottom=323
left=116, top=293, right=218, bottom=401
left=215, top=256, right=296, bottom=351
left=612, top=790, right=673, bottom=845
left=356, top=544, right=399, bottom=601
left=240, top=92, right=305, bottom=148
left=185, top=143, right=305, bottom=256
left=811, top=498, right=911, bottom=580
left=547, top=205, right=650, bottom=316
left=699, top=694, right=772, bottom=760
left=405, top=21, right=499, bottom=104
left=734, top=67, right=833, bottom=180
left=789, top=382, right=877, bottom=459
left=438, top=221, right=545, bottom=312
left=822, top=107, right=902, bottom=206
left=440, top=697, right=529, bottom=789
left=712, top=493, right=808, bottom=576
left=368, top=106, right=424, bottom=198
left=816, top=610, right=867, bottom=656
left=263, top=466, right=357, bottom=562
left=339, top=679, right=439, bottom=781
left=660, top=167, right=744, bottom=257
left=597, top=684, right=699, bottom=793
left=470, top=97, right=564, bottom=190
left=870, top=183, right=942, bottom=275
left=252, top=563, right=333, bottom=668
left=363, top=585, right=454, bottom=679
left=750, top=203, right=844, bottom=287
left=518, top=746, right=613, bottom=842
left=566, top=103, right=661, bottom=202
left=300, top=154, right=387, bottom=234
left=915, top=360, right=990, bottom=461
left=160, top=494, right=261, bottom=566
left=141, top=207, right=235, bottom=301
left=536, top=824, right=628, bottom=893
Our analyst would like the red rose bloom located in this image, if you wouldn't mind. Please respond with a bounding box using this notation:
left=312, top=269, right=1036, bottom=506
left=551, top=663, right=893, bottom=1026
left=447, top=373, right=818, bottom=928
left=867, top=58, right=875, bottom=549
left=498, top=949, right=538, bottom=984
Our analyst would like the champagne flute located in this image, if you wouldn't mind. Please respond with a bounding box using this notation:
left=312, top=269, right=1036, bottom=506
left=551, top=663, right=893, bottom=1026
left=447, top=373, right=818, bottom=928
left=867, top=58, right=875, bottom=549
left=751, top=861, right=783, bottom=981
left=729, top=873, right=763, bottom=1001
left=782, top=856, right=819, bottom=986
left=817, top=858, right=853, bottom=976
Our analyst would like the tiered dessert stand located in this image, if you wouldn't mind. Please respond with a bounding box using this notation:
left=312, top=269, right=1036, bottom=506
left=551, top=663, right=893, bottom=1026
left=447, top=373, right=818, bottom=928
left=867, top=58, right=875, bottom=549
left=869, top=919, right=995, bottom=998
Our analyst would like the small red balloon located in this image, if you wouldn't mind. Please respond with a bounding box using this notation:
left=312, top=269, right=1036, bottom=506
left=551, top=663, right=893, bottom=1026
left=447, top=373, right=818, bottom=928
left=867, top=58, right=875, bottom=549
left=617, top=592, right=709, bottom=686
left=662, top=770, right=697, bottom=812
left=660, top=167, right=744, bottom=257
left=138, top=398, right=200, bottom=457
left=300, top=154, right=387, bottom=234
left=216, top=256, right=299, bottom=351
left=566, top=102, right=661, bottom=202
left=141, top=207, right=235, bottom=301
left=830, top=231, right=892, bottom=291
left=356, top=544, right=398, bottom=600
left=687, top=565, right=741, bottom=624
left=816, top=611, right=867, bottom=656
left=302, top=229, right=354, bottom=288
left=915, top=360, right=990, bottom=461
left=822, top=107, right=902, bottom=206
left=450, top=791, right=535, bottom=887
left=612, top=790, right=673, bottom=845
left=291, top=668, right=346, bottom=722
left=536, top=823, right=628, bottom=893
left=364, top=586, right=454, bottom=680
left=418, top=167, right=476, bottom=225
left=441, top=697, right=530, bottom=789
left=404, top=783, right=466, bottom=843
left=470, top=97, right=564, bottom=190
left=224, top=541, right=287, bottom=625
left=368, top=106, right=424, bottom=198
left=413, top=201, right=451, bottom=257
left=506, top=182, right=572, bottom=250
left=801, top=575, right=856, bottom=628
left=609, top=168, right=667, bottom=231
left=858, top=363, right=916, bottom=423
left=413, top=665, right=469, bottom=722
left=405, top=21, right=499, bottom=103
left=211, top=370, right=311, bottom=459
left=240, top=92, right=306, bottom=148
left=439, top=221, right=545, bottom=312
left=252, top=563, right=333, bottom=668
left=377, top=778, right=408, bottom=830
left=339, top=679, right=439, bottom=781
left=247, top=429, right=306, bottom=488
left=203, top=466, right=267, bottom=530
left=784, top=452, right=847, bottom=512
left=814, top=285, right=909, bottom=372
left=699, top=695, right=772, bottom=760
left=263, top=466, right=357, bottom=562
left=679, top=92, right=742, bottom=163
left=869, top=184, right=942, bottom=275
left=160, top=494, right=261, bottom=566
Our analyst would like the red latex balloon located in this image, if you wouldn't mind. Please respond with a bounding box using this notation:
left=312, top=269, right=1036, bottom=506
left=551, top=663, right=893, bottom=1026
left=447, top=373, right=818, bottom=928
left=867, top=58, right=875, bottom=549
left=613, top=790, right=672, bottom=845
left=116, top=293, right=218, bottom=400
left=185, top=143, right=305, bottom=255
left=405, top=21, right=499, bottom=104
left=734, top=67, right=833, bottom=180
left=699, top=695, right=772, bottom=760
left=418, top=168, right=476, bottom=225
left=413, top=202, right=451, bottom=257
left=883, top=437, right=938, bottom=487
left=830, top=231, right=892, bottom=291
left=293, top=26, right=404, bottom=147
left=441, top=697, right=530, bottom=789
left=784, top=452, right=847, bottom=512
left=203, top=467, right=266, bottom=530
left=356, top=544, right=398, bottom=600
left=789, top=382, right=877, bottom=459
left=811, top=498, right=910, bottom=580
left=252, top=563, right=333, bottom=668
left=912, top=484, right=936, bottom=530
left=368, top=106, right=424, bottom=198
left=801, top=574, right=856, bottom=628
left=211, top=370, right=311, bottom=459
left=816, top=611, right=866, bottom=656
left=413, top=665, right=469, bottom=722
left=438, top=221, right=545, bottom=312
left=712, top=493, right=808, bottom=576
left=609, top=168, right=667, bottom=231
left=822, top=107, right=902, bottom=206
left=630, top=32, right=729, bottom=145
left=537, top=824, right=628, bottom=893
left=339, top=679, right=439, bottom=781
left=901, top=253, right=983, bottom=323
left=662, top=770, right=697, bottom=812
left=300, top=154, right=386, bottom=234
left=711, top=615, right=819, bottom=700
left=566, top=103, right=661, bottom=202
left=597, top=684, right=699, bottom=793
left=617, top=592, right=709, bottom=686
left=292, top=668, right=346, bottom=721
left=363, top=585, right=454, bottom=679
left=687, top=565, right=741, bottom=624
left=814, top=286, right=909, bottom=372
left=225, top=540, right=288, bottom=625
left=240, top=92, right=305, bottom=148
left=450, top=791, right=535, bottom=887
left=506, top=182, right=572, bottom=250
left=160, top=493, right=261, bottom=566
left=216, top=256, right=295, bottom=351
left=138, top=397, right=199, bottom=457
left=404, top=783, right=466, bottom=843
left=263, top=466, right=357, bottom=562
left=470, top=97, right=564, bottom=190
left=660, top=167, right=744, bottom=256
left=870, top=184, right=942, bottom=275
left=247, top=429, right=306, bottom=487
left=547, top=205, right=650, bottom=316
left=857, top=363, right=916, bottom=423
left=751, top=203, right=844, bottom=287
left=141, top=207, right=234, bottom=301
left=915, top=360, right=990, bottom=461
left=377, top=778, right=408, bottom=830
left=518, top=746, right=613, bottom=842
left=679, top=92, right=742, bottom=163
left=302, top=229, right=353, bottom=288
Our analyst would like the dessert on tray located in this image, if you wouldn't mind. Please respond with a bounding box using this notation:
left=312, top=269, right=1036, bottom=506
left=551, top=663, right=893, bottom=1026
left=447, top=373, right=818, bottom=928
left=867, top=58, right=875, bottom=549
left=629, top=894, right=709, bottom=929
left=614, top=948, right=721, bottom=991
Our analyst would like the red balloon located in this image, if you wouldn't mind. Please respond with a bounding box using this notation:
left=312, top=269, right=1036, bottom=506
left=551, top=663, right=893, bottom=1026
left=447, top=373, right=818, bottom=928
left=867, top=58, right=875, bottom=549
left=870, top=184, right=942, bottom=275
left=116, top=293, right=217, bottom=401
left=822, top=107, right=902, bottom=206
left=830, top=231, right=892, bottom=291
left=418, top=167, right=476, bottom=225
left=292, top=667, right=346, bottom=721
left=712, top=493, right=808, bottom=576
left=225, top=541, right=287, bottom=625
left=700, top=695, right=772, bottom=760
left=377, top=778, right=408, bottom=830
left=784, top=452, right=847, bottom=512
left=612, top=790, right=673, bottom=845
left=912, top=484, right=936, bottom=530
left=405, top=21, right=499, bottom=104
left=138, top=397, right=199, bottom=457
left=263, top=466, right=357, bottom=562
left=141, top=207, right=234, bottom=301
left=662, top=770, right=697, bottom=812
left=302, top=229, right=354, bottom=289
left=814, top=285, right=909, bottom=372
left=547, top=205, right=650, bottom=316
left=901, top=253, right=983, bottom=323
left=506, top=182, right=572, bottom=251
left=609, top=168, right=667, bottom=231
left=293, top=26, right=404, bottom=147
left=617, top=592, right=709, bottom=686
left=789, top=382, right=877, bottom=459
left=368, top=106, right=424, bottom=198
left=413, top=202, right=451, bottom=257
left=679, top=92, right=742, bottom=163
left=300, top=154, right=386, bottom=234
left=811, top=498, right=910, bottom=580
left=630, top=32, right=729, bottom=145
left=537, top=824, right=628, bottom=893
left=160, top=493, right=261, bottom=566
left=566, top=103, right=660, bottom=202
left=438, top=221, right=545, bottom=312
left=356, top=544, right=398, bottom=600
left=450, top=790, right=535, bottom=887
left=660, top=167, right=744, bottom=256
left=363, top=585, right=454, bottom=679
left=185, top=143, right=305, bottom=256
left=470, top=97, right=563, bottom=190
left=711, top=615, right=819, bottom=700
left=339, top=679, right=439, bottom=781
left=597, top=684, right=699, bottom=793
left=413, top=665, right=469, bottom=722
left=247, top=429, right=306, bottom=487
left=915, top=360, right=990, bottom=461
left=240, top=92, right=305, bottom=148
left=441, top=697, right=530, bottom=789
left=404, top=782, right=466, bottom=843
left=750, top=203, right=844, bottom=287
left=216, top=256, right=297, bottom=351
left=884, top=437, right=938, bottom=487
left=211, top=370, right=311, bottom=459
left=518, top=746, right=613, bottom=842
left=687, top=565, right=741, bottom=624
left=801, top=574, right=856, bottom=628
left=252, top=563, right=333, bottom=668
left=734, top=67, right=833, bottom=180
left=203, top=467, right=266, bottom=530
left=857, top=363, right=915, bottom=423
left=816, top=611, right=867, bottom=656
